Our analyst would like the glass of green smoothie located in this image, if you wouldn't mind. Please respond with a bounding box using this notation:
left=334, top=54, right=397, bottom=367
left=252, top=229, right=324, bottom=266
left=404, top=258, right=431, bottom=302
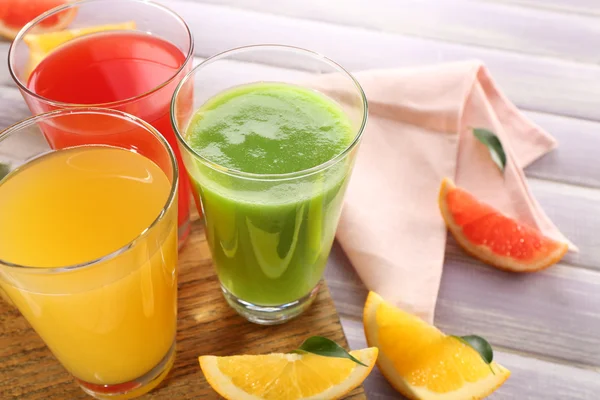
left=172, top=45, right=367, bottom=325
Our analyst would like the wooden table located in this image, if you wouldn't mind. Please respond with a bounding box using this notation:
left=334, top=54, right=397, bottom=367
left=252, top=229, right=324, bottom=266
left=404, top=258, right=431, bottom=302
left=1, top=0, right=599, bottom=398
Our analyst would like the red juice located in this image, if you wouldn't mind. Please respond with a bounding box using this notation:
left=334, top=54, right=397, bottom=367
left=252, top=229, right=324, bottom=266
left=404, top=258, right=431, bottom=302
left=28, top=31, right=194, bottom=243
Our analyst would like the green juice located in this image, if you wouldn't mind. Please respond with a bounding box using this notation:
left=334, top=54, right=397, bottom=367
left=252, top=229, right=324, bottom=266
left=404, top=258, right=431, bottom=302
left=186, top=82, right=355, bottom=305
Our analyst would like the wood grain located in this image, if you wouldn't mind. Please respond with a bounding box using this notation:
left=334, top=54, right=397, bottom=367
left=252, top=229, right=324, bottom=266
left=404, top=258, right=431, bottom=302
left=0, top=215, right=364, bottom=399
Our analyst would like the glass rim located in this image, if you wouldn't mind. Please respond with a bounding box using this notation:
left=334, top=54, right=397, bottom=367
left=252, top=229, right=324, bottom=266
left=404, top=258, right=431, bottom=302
left=171, top=44, right=368, bottom=181
left=8, top=0, right=195, bottom=109
left=0, top=107, right=179, bottom=273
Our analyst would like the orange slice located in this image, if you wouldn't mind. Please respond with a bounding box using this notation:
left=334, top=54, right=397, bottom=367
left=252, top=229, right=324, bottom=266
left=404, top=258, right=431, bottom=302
left=364, top=291, right=510, bottom=400
left=0, top=0, right=76, bottom=40
left=439, top=178, right=568, bottom=272
left=199, top=347, right=378, bottom=400
left=22, top=20, right=136, bottom=78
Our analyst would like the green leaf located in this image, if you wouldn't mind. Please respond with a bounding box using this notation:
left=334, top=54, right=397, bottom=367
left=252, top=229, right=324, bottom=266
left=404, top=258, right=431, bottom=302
left=0, top=162, right=10, bottom=181
left=473, top=128, right=506, bottom=173
left=452, top=335, right=495, bottom=374
left=292, top=336, right=368, bottom=367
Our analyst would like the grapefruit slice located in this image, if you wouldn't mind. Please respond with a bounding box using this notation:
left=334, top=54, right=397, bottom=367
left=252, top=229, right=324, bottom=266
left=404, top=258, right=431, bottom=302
left=438, top=178, right=568, bottom=272
left=0, top=0, right=76, bottom=40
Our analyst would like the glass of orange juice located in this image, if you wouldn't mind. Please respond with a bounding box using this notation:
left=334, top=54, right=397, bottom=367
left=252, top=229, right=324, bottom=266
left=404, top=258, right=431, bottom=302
left=0, top=108, right=178, bottom=399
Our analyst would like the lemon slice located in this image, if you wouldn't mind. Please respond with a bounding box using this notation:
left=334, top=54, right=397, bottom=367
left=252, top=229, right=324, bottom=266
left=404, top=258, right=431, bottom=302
left=22, top=21, right=136, bottom=79
left=364, top=291, right=510, bottom=400
left=199, top=347, right=378, bottom=400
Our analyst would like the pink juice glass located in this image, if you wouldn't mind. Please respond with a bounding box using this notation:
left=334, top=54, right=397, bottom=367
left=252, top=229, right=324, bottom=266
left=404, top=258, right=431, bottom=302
left=8, top=0, right=196, bottom=247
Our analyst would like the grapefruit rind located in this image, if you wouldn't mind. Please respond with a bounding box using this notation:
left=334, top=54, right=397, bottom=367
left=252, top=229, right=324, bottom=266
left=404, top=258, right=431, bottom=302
left=0, top=3, right=77, bottom=40
left=363, top=291, right=510, bottom=400
left=438, top=178, right=568, bottom=272
left=199, top=348, right=378, bottom=400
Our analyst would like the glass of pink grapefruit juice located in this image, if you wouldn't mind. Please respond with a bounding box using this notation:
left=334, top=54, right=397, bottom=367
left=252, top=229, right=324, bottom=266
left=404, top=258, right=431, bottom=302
left=0, top=108, right=178, bottom=399
left=8, top=0, right=195, bottom=248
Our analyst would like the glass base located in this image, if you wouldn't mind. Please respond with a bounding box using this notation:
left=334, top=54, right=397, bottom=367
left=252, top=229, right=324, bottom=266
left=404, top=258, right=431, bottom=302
left=78, top=341, right=176, bottom=399
left=222, top=283, right=320, bottom=325
left=177, top=217, right=191, bottom=250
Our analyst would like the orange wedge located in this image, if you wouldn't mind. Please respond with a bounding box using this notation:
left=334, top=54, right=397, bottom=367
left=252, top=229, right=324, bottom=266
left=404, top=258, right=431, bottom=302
left=364, top=291, right=510, bottom=400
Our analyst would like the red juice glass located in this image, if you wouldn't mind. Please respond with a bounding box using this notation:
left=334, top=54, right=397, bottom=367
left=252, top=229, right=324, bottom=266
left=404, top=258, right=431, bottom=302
left=8, top=0, right=195, bottom=248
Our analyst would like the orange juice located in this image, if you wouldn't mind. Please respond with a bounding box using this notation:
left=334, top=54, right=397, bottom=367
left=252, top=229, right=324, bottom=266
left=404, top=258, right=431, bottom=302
left=0, top=145, right=177, bottom=385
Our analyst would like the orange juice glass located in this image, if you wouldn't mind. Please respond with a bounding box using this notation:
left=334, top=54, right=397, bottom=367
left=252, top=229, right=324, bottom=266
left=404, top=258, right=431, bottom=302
left=0, top=109, right=178, bottom=399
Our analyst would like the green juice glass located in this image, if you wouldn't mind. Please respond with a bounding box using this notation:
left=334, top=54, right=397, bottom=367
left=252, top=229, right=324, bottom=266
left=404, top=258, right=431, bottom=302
left=172, top=45, right=367, bottom=324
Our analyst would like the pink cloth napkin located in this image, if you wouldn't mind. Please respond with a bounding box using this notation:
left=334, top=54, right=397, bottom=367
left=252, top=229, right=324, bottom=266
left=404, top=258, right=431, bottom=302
left=336, top=61, right=575, bottom=323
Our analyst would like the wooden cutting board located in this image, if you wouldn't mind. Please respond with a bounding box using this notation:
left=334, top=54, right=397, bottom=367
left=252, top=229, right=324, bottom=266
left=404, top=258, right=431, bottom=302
left=0, top=212, right=364, bottom=399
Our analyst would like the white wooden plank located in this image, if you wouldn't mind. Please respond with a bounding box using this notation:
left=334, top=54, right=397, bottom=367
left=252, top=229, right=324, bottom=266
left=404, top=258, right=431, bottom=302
left=158, top=0, right=600, bottom=121
left=0, top=85, right=30, bottom=126
left=0, top=88, right=53, bottom=167
left=4, top=3, right=600, bottom=120
left=0, top=42, right=10, bottom=87
left=326, top=241, right=600, bottom=367
left=524, top=111, right=600, bottom=188
left=341, top=317, right=600, bottom=399
left=190, top=0, right=600, bottom=63
left=527, top=179, right=600, bottom=269
left=437, top=253, right=600, bottom=368
left=483, top=0, right=600, bottom=16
